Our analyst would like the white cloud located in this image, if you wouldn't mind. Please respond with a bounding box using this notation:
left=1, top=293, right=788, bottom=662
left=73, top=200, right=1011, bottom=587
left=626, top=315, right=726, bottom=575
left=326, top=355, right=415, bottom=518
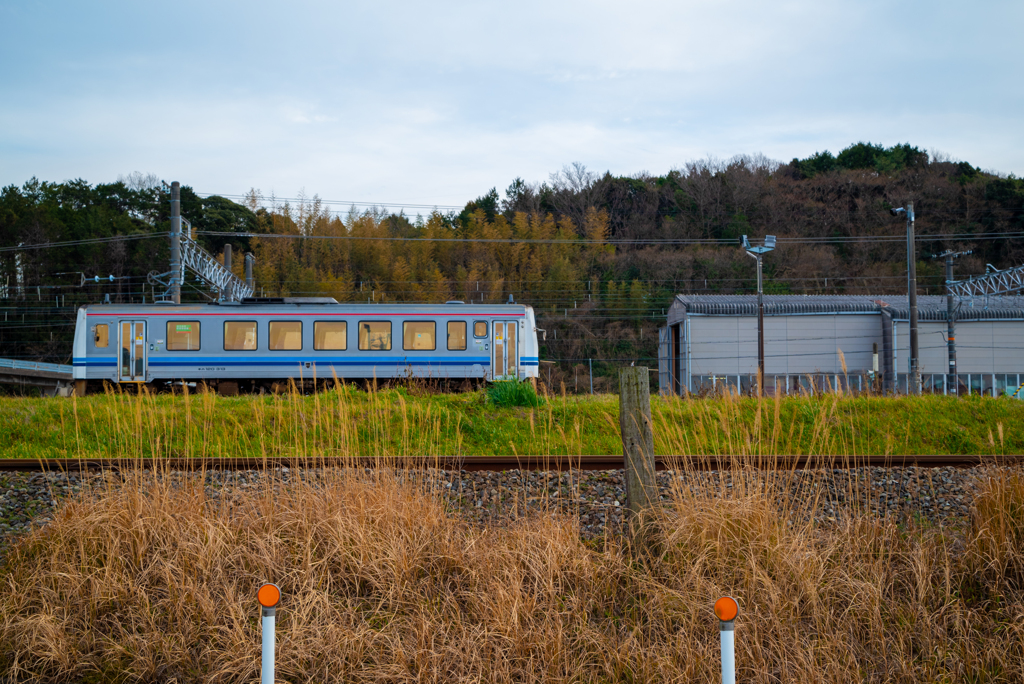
left=0, top=0, right=1021, bottom=201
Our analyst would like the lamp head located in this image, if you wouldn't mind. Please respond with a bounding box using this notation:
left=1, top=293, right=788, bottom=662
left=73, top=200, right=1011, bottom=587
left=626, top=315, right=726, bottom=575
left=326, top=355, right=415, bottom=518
left=890, top=207, right=906, bottom=217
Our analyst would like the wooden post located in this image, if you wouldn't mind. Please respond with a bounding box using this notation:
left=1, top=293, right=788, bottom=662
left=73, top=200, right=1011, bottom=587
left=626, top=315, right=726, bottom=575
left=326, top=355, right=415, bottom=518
left=620, top=367, right=657, bottom=521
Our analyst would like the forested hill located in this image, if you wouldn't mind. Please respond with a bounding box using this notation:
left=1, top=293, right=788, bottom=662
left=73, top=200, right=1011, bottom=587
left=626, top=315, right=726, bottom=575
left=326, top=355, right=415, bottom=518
left=1, top=144, right=1023, bottom=388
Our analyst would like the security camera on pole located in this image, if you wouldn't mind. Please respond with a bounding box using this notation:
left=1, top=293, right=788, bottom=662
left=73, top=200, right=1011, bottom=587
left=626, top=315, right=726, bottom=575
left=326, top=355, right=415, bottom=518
left=742, top=235, right=776, bottom=395
left=890, top=204, right=919, bottom=394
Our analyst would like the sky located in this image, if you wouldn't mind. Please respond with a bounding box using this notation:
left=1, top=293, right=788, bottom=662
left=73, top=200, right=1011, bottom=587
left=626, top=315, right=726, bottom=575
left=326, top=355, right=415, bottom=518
left=1, top=0, right=1021, bottom=210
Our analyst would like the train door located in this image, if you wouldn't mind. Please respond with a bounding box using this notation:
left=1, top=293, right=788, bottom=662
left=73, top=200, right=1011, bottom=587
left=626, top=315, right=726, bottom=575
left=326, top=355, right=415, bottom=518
left=118, top=320, right=147, bottom=382
left=491, top=320, right=519, bottom=380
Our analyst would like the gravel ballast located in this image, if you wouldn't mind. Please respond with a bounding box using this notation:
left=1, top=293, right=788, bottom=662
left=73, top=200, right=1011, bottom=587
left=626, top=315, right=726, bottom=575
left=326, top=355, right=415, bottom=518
left=0, top=463, right=1008, bottom=562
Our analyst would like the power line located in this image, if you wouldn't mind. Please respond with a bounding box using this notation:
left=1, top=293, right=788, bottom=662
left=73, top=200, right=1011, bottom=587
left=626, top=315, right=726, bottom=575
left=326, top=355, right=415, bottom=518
left=2, top=227, right=1019, bottom=254
left=201, top=193, right=462, bottom=212
left=195, top=229, right=1024, bottom=246
left=0, top=233, right=164, bottom=253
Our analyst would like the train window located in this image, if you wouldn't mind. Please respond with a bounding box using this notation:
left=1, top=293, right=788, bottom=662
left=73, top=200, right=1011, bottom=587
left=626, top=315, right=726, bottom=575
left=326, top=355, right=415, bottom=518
left=269, top=321, right=302, bottom=351
left=447, top=321, right=467, bottom=351
left=473, top=321, right=487, bottom=338
left=94, top=324, right=109, bottom=348
left=358, top=321, right=391, bottom=351
left=403, top=321, right=436, bottom=351
left=167, top=321, right=201, bottom=351
left=314, top=321, right=347, bottom=350
left=223, top=321, right=257, bottom=351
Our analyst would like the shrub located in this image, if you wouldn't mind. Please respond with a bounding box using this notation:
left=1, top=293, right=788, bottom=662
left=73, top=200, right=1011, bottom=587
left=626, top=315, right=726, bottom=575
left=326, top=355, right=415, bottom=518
left=486, top=379, right=543, bottom=408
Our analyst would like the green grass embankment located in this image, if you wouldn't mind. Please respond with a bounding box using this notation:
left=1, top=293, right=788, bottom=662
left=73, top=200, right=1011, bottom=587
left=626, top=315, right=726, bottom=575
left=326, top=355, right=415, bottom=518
left=2, top=388, right=1023, bottom=460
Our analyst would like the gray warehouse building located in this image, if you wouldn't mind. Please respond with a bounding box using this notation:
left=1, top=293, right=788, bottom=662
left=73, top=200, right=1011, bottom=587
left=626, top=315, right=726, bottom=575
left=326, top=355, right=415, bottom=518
left=658, top=294, right=1024, bottom=396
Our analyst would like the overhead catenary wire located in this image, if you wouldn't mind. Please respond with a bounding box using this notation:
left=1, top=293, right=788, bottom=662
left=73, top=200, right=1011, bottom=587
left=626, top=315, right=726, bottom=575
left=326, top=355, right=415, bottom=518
left=201, top=193, right=463, bottom=212
left=1, top=226, right=1020, bottom=254
left=0, top=233, right=165, bottom=253
left=194, top=229, right=1024, bottom=246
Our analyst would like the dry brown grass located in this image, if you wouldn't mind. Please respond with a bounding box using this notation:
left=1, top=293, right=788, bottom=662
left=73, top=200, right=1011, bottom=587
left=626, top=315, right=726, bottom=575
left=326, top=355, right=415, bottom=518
left=1, top=462, right=1023, bottom=684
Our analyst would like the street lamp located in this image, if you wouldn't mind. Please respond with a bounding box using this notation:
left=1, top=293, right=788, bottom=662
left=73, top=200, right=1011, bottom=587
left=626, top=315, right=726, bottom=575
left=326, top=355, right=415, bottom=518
left=891, top=203, right=919, bottom=394
left=742, top=234, right=776, bottom=395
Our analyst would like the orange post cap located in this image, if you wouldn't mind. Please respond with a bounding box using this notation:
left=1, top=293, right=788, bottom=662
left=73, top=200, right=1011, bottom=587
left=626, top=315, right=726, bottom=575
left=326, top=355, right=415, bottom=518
left=258, top=583, right=281, bottom=609
left=714, top=596, right=738, bottom=622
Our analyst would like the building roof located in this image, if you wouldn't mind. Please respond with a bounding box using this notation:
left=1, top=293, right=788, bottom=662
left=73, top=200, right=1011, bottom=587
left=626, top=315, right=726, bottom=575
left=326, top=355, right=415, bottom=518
left=879, top=295, right=1024, bottom=321
left=669, top=294, right=1024, bottom=323
left=671, top=294, right=883, bottom=318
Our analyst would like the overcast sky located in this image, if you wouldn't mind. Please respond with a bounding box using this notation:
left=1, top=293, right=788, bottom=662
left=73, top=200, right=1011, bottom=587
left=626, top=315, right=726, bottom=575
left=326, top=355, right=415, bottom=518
left=1, top=0, right=1021, bottom=210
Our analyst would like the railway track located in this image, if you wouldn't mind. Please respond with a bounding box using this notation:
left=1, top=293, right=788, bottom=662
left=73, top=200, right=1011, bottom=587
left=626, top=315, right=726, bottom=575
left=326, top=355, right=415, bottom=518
left=0, top=454, right=1020, bottom=472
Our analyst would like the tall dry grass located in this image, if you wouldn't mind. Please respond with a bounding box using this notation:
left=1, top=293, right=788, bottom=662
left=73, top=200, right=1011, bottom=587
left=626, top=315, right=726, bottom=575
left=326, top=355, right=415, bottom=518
left=1, top=461, right=1023, bottom=683
left=2, top=385, right=1023, bottom=682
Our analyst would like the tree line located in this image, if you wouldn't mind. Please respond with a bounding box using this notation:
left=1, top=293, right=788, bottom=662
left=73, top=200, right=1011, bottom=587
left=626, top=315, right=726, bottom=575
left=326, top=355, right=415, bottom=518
left=1, top=145, right=1022, bottom=390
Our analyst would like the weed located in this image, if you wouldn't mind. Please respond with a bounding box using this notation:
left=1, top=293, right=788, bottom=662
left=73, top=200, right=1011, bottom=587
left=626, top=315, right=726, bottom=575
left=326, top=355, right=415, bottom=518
left=487, top=379, right=544, bottom=408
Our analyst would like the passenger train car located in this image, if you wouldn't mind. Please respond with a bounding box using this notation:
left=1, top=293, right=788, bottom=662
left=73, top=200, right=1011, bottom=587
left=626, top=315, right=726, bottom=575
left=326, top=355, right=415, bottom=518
left=72, top=298, right=540, bottom=394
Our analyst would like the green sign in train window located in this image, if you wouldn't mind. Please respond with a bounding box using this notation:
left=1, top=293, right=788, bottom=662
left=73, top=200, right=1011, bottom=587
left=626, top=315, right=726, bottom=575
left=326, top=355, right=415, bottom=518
left=167, top=321, right=201, bottom=351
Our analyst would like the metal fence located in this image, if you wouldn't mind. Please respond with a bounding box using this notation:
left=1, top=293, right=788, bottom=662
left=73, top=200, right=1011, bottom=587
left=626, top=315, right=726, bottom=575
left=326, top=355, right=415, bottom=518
left=688, top=372, right=1024, bottom=398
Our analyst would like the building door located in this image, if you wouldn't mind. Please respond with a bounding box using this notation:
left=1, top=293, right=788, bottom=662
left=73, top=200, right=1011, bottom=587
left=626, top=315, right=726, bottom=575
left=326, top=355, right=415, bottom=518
left=491, top=321, right=519, bottom=380
left=119, top=320, right=147, bottom=382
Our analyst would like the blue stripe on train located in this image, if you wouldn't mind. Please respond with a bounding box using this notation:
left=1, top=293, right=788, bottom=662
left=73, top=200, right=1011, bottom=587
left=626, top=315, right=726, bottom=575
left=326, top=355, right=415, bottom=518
left=148, top=361, right=491, bottom=368
left=76, top=356, right=539, bottom=367
left=77, top=356, right=489, bottom=365
left=149, top=356, right=490, bottom=366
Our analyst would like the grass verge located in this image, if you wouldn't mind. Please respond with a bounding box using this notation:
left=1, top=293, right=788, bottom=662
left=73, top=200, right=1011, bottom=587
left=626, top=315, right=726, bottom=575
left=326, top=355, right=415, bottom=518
left=0, top=387, right=1023, bottom=459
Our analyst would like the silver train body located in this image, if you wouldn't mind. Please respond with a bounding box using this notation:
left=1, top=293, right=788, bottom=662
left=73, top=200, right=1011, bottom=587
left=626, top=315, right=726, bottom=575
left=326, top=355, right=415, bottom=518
left=72, top=298, right=540, bottom=391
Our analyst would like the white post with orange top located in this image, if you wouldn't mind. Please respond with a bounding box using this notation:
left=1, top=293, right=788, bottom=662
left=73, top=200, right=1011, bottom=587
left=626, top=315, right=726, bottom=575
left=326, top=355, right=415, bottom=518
left=258, top=583, right=281, bottom=684
left=715, top=596, right=738, bottom=684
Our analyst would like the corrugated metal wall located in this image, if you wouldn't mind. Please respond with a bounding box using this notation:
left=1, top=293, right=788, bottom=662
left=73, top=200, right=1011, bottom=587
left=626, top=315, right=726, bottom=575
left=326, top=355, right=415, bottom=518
left=687, top=314, right=880, bottom=374
left=894, top=320, right=1024, bottom=373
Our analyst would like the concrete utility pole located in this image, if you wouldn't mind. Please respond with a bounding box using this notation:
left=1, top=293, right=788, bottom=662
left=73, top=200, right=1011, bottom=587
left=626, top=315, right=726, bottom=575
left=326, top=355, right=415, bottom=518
left=891, top=203, right=918, bottom=393
left=937, top=249, right=971, bottom=394
left=245, top=253, right=255, bottom=292
left=223, top=243, right=233, bottom=302
left=742, top=235, right=776, bottom=395
left=169, top=181, right=182, bottom=304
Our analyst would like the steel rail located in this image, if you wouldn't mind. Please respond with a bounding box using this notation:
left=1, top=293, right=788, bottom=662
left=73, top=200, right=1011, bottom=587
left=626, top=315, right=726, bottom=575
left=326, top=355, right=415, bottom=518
left=0, top=454, right=1019, bottom=473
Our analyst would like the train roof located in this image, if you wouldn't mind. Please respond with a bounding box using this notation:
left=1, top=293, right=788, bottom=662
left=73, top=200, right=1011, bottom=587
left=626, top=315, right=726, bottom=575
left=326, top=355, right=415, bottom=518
left=80, top=300, right=534, bottom=314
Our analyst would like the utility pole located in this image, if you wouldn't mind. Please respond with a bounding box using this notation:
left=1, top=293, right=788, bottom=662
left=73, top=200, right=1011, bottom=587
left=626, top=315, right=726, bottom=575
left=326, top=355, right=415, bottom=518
left=891, top=203, right=918, bottom=394
left=936, top=249, right=971, bottom=394
left=169, top=181, right=182, bottom=304
left=742, top=235, right=776, bottom=395
left=245, top=253, right=255, bottom=292
left=223, top=243, right=233, bottom=302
